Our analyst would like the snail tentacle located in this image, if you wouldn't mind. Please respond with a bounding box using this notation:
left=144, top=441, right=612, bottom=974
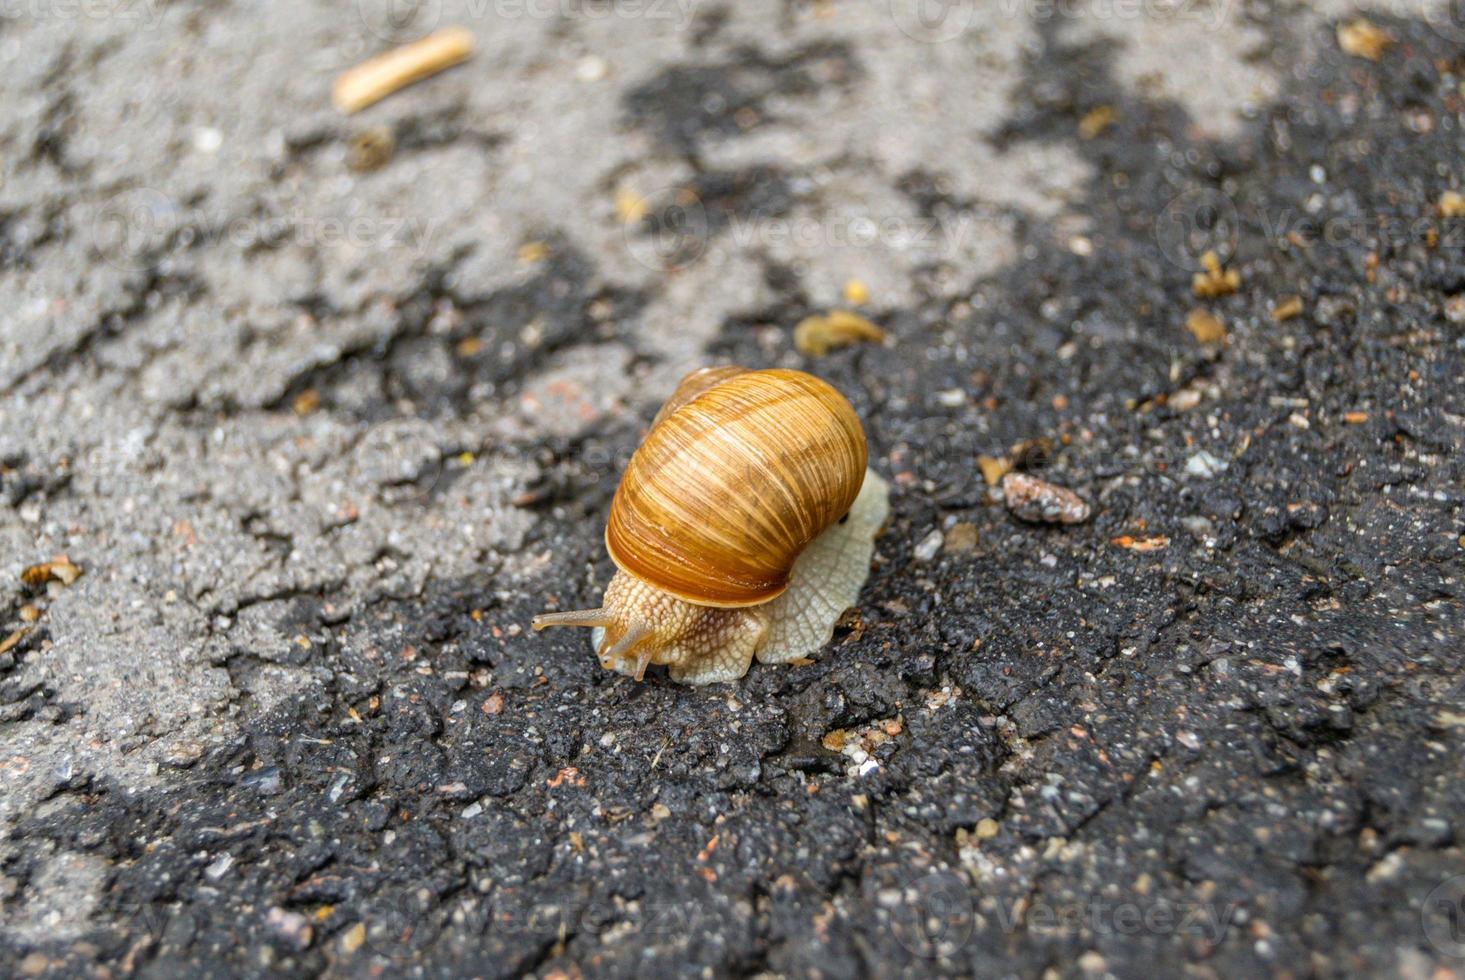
left=598, top=621, right=652, bottom=677
left=531, top=607, right=611, bottom=631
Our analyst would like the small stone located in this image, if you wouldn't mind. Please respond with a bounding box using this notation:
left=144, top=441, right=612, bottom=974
left=266, top=907, right=314, bottom=951
left=1169, top=388, right=1202, bottom=411
left=936, top=388, right=965, bottom=407
left=1078, top=950, right=1107, bottom=975
left=650, top=803, right=672, bottom=823
left=161, top=741, right=205, bottom=768
left=842, top=278, right=869, bottom=304
left=1445, top=295, right=1465, bottom=325
left=346, top=126, right=395, bottom=172
left=575, top=55, right=609, bottom=81
left=340, top=921, right=367, bottom=954
left=944, top=523, right=979, bottom=553
left=1185, top=450, right=1228, bottom=478
left=1001, top=473, right=1091, bottom=524
left=205, top=853, right=234, bottom=880
left=19, top=952, right=49, bottom=977
left=974, top=817, right=999, bottom=839
left=1181, top=515, right=1215, bottom=539
left=193, top=127, right=223, bottom=154
left=913, top=528, right=945, bottom=562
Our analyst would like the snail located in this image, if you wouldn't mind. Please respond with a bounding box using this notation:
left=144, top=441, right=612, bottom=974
left=532, top=366, right=889, bottom=685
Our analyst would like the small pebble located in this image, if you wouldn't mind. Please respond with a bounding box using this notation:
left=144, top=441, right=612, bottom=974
left=265, top=907, right=314, bottom=951
left=193, top=127, right=223, bottom=154
left=340, top=922, right=367, bottom=954
left=1181, top=515, right=1216, bottom=538
left=1001, top=473, right=1091, bottom=524
left=1185, top=450, right=1228, bottom=478
left=346, top=126, right=395, bottom=172
left=913, top=529, right=945, bottom=562
left=205, top=853, right=234, bottom=880
left=1169, top=388, right=1202, bottom=411
left=575, top=55, right=609, bottom=81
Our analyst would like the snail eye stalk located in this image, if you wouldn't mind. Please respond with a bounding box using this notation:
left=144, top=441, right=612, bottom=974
left=531, top=608, right=611, bottom=631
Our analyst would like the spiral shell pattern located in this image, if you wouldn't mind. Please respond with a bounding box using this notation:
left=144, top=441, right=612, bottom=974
left=606, top=368, right=868, bottom=607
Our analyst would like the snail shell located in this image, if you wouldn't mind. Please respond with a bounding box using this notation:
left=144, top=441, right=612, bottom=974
left=607, top=367, right=867, bottom=607
left=532, top=366, right=888, bottom=684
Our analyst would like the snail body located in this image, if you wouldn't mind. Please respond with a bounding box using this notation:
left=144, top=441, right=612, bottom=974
left=533, top=366, right=888, bottom=684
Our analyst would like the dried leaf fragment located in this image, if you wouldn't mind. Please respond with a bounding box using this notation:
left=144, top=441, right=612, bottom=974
left=1111, top=534, right=1170, bottom=552
left=1185, top=308, right=1227, bottom=345
left=821, top=729, right=849, bottom=751
left=0, top=628, right=31, bottom=656
left=1078, top=105, right=1116, bottom=139
left=1192, top=250, right=1240, bottom=298
left=333, top=27, right=475, bottom=114
left=517, top=240, right=550, bottom=264
left=1337, top=19, right=1393, bottom=61
left=976, top=455, right=1011, bottom=486
left=1271, top=295, right=1304, bottom=321
left=615, top=187, right=649, bottom=224
left=944, top=522, right=980, bottom=553
left=21, top=557, right=82, bottom=587
left=1001, top=472, right=1091, bottom=524
left=794, top=310, right=886, bottom=356
left=292, top=389, right=321, bottom=416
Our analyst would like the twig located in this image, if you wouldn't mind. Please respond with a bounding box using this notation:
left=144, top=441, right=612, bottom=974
left=333, top=26, right=474, bottom=114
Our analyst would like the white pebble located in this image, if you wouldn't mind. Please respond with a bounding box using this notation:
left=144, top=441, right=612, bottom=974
left=1185, top=450, right=1228, bottom=478
left=913, top=528, right=944, bottom=562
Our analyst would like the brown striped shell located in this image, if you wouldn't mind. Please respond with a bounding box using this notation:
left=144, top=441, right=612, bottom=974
left=605, top=367, right=867, bottom=608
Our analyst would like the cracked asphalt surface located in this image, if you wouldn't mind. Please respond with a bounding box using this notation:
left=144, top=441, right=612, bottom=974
left=2, top=0, right=1464, bottom=976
